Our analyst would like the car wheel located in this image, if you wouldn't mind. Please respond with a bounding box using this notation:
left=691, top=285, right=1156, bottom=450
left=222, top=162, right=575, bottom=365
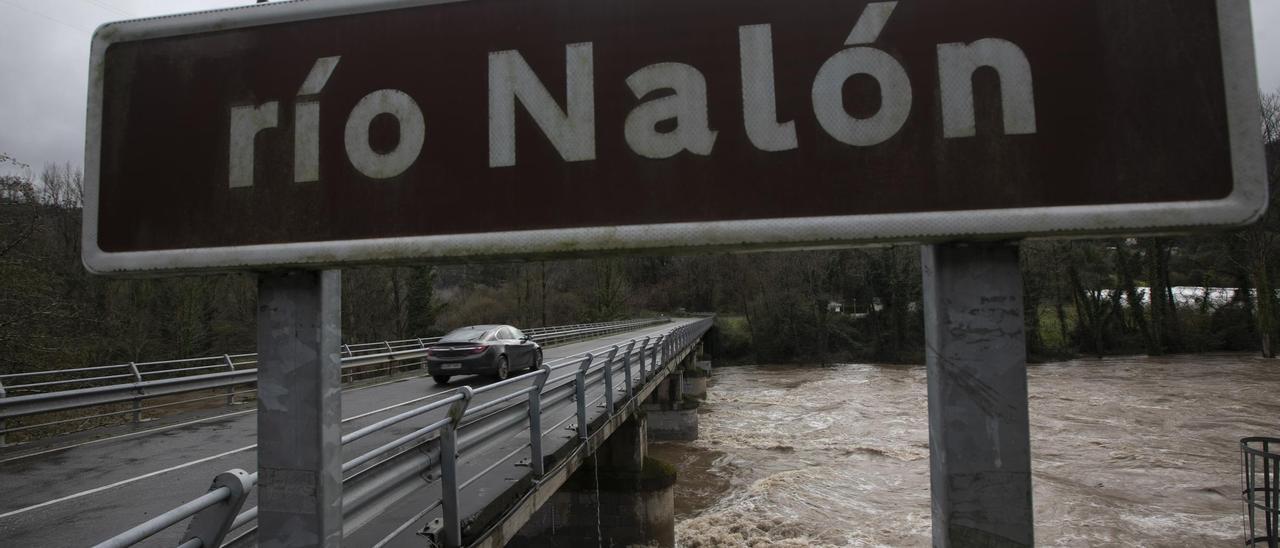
left=494, top=355, right=509, bottom=380
left=433, top=375, right=451, bottom=385
left=532, top=349, right=543, bottom=370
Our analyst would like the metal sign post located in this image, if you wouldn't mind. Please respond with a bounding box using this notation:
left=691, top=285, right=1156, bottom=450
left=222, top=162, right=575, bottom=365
left=256, top=270, right=343, bottom=547
left=921, top=242, right=1033, bottom=547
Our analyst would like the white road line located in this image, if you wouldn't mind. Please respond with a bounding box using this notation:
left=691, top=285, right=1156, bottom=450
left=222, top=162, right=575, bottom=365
left=343, top=392, right=451, bottom=424
left=0, top=444, right=257, bottom=519
left=0, top=409, right=257, bottom=466
left=0, top=392, right=456, bottom=518
left=0, top=372, right=435, bottom=466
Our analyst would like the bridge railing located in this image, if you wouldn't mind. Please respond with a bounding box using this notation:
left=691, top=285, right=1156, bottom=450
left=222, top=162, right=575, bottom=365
left=0, top=318, right=668, bottom=444
left=92, top=317, right=713, bottom=548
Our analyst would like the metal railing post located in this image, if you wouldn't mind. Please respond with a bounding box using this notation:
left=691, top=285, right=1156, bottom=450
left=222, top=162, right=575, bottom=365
left=342, top=344, right=352, bottom=357
left=0, top=379, right=7, bottom=446
left=575, top=354, right=592, bottom=440
left=441, top=386, right=473, bottom=548
left=222, top=355, right=236, bottom=406
left=622, top=340, right=636, bottom=401
left=638, top=337, right=650, bottom=382
left=660, top=335, right=667, bottom=368
left=180, top=469, right=254, bottom=548
left=655, top=335, right=665, bottom=371
left=649, top=335, right=659, bottom=374
left=529, top=366, right=550, bottom=477
left=602, top=346, right=618, bottom=415
left=127, top=362, right=143, bottom=423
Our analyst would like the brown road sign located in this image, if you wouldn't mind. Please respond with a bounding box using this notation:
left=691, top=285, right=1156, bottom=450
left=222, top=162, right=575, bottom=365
left=84, top=0, right=1265, bottom=274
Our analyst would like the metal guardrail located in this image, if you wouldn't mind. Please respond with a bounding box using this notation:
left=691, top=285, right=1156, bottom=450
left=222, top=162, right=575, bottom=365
left=0, top=318, right=668, bottom=443
left=93, top=317, right=713, bottom=548
left=1243, top=437, right=1280, bottom=548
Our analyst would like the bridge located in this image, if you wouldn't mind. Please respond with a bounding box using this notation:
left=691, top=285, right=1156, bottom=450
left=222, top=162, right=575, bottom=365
left=0, top=317, right=714, bottom=547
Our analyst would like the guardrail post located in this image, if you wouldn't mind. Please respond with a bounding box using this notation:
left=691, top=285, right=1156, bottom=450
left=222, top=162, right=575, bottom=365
left=603, top=346, right=618, bottom=415
left=0, top=379, right=7, bottom=446
left=650, top=335, right=661, bottom=374
left=180, top=469, right=255, bottom=548
left=661, top=335, right=668, bottom=368
left=529, top=366, right=551, bottom=477
left=637, top=337, right=650, bottom=382
left=222, top=355, right=236, bottom=406
left=622, top=340, right=636, bottom=401
left=575, top=354, right=593, bottom=440
left=655, top=335, right=666, bottom=370
left=127, top=362, right=143, bottom=423
left=646, top=336, right=656, bottom=375
left=441, top=386, right=473, bottom=548
left=342, top=344, right=352, bottom=357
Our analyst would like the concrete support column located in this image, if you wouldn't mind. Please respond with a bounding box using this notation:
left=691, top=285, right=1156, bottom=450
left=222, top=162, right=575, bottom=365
left=683, top=360, right=711, bottom=400
left=515, top=414, right=676, bottom=547
left=646, top=370, right=697, bottom=441
left=256, top=270, right=343, bottom=548
left=668, top=370, right=685, bottom=403
left=598, top=409, right=647, bottom=472
left=921, top=243, right=1033, bottom=547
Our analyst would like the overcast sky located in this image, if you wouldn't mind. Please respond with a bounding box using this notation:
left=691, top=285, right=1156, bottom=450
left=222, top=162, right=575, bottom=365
left=1, top=0, right=1277, bottom=174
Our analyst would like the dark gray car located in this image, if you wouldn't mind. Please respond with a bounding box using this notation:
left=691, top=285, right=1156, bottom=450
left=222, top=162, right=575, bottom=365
left=425, top=325, right=542, bottom=385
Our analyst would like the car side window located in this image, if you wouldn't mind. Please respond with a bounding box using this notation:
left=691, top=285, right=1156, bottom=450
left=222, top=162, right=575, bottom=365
left=485, top=330, right=500, bottom=341
left=498, top=327, right=515, bottom=340
left=510, top=328, right=526, bottom=340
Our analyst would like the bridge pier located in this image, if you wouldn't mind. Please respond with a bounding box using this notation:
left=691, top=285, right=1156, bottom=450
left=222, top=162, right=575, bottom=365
left=514, top=413, right=677, bottom=547
left=682, top=360, right=712, bottom=399
left=645, top=353, right=702, bottom=441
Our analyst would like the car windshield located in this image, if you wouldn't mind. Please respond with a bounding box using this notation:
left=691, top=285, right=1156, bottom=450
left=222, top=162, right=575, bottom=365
left=439, top=328, right=492, bottom=343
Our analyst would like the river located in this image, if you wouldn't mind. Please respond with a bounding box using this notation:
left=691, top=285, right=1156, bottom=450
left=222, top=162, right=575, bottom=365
left=649, top=354, right=1279, bottom=547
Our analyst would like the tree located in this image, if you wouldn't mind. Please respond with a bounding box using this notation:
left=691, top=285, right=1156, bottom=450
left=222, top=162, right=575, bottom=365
left=406, top=266, right=441, bottom=337
left=588, top=259, right=628, bottom=321
left=1244, top=90, right=1280, bottom=357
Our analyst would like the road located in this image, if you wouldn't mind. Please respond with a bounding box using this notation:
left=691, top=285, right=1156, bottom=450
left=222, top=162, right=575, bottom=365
left=0, top=319, right=697, bottom=547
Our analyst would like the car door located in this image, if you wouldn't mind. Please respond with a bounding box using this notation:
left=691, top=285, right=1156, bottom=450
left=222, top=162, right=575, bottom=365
left=509, top=327, right=534, bottom=367
left=497, top=327, right=526, bottom=367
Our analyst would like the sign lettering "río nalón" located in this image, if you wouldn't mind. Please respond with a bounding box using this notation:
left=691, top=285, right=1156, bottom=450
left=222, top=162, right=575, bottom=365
left=83, top=0, right=1264, bottom=274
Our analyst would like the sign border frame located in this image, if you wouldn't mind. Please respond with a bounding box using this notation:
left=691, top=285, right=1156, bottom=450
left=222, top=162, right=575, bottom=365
left=82, top=0, right=1267, bottom=275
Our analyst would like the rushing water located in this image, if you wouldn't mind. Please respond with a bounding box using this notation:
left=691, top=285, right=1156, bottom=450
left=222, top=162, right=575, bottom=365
left=649, top=354, right=1280, bottom=547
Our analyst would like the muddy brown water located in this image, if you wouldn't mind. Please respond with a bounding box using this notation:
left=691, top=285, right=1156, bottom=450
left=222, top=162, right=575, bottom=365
left=649, top=354, right=1280, bottom=547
